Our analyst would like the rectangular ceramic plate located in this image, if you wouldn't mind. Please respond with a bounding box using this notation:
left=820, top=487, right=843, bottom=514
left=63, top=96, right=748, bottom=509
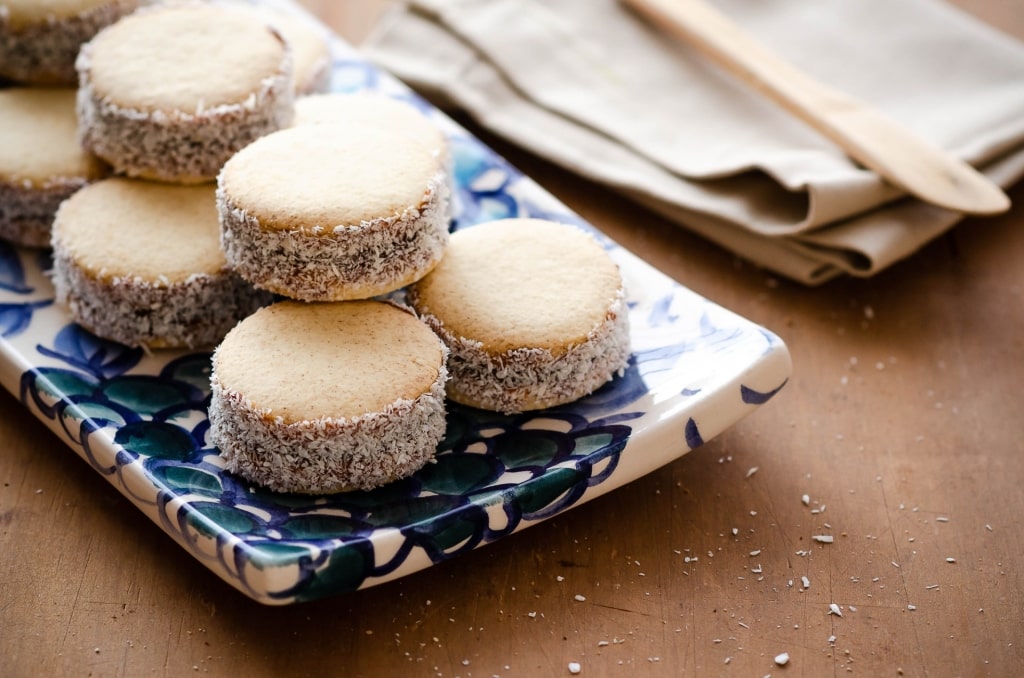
left=0, top=1, right=791, bottom=605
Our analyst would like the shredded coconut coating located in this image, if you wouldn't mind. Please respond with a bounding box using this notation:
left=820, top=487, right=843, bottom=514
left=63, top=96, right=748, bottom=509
left=217, top=170, right=451, bottom=301
left=0, top=1, right=141, bottom=86
left=209, top=355, right=449, bottom=494
left=51, top=246, right=273, bottom=349
left=75, top=35, right=294, bottom=183
left=411, top=288, right=631, bottom=414
left=0, top=177, right=92, bottom=247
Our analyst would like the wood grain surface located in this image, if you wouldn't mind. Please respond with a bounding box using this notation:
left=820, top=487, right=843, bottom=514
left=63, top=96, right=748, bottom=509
left=2, top=1, right=1022, bottom=676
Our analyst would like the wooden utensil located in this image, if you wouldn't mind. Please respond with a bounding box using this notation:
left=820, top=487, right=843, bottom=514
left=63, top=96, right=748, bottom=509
left=622, top=0, right=1011, bottom=215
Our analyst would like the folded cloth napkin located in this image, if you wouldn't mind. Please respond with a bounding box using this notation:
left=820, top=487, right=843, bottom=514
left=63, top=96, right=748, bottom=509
left=362, top=0, right=1024, bottom=284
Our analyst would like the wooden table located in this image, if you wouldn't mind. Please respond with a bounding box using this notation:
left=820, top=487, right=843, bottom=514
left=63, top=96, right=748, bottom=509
left=3, top=2, right=1021, bottom=676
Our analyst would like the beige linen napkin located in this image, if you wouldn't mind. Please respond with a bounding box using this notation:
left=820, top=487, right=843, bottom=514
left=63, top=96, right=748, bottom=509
left=363, top=0, right=1024, bottom=284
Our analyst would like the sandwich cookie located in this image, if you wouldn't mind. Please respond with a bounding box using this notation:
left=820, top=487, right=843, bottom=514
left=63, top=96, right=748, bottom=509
left=0, top=87, right=108, bottom=247
left=51, top=177, right=272, bottom=348
left=217, top=122, right=450, bottom=301
left=0, top=0, right=142, bottom=85
left=407, top=218, right=631, bottom=413
left=76, top=2, right=294, bottom=183
left=209, top=300, right=449, bottom=494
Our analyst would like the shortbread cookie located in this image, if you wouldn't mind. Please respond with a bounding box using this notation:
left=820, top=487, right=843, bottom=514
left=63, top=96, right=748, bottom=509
left=0, top=0, right=142, bottom=85
left=76, top=2, right=294, bottom=183
left=0, top=88, right=108, bottom=247
left=51, top=178, right=272, bottom=348
left=209, top=300, right=449, bottom=494
left=407, top=218, right=631, bottom=413
left=261, top=9, right=331, bottom=95
left=217, top=122, right=450, bottom=301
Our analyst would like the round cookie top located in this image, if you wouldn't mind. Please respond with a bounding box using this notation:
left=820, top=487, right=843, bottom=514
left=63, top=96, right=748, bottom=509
left=1, top=0, right=114, bottom=28
left=0, top=88, right=106, bottom=186
left=410, top=219, right=623, bottom=355
left=293, top=93, right=445, bottom=155
left=219, top=123, right=442, bottom=229
left=83, top=3, right=288, bottom=113
left=53, top=178, right=225, bottom=283
left=213, top=300, right=446, bottom=423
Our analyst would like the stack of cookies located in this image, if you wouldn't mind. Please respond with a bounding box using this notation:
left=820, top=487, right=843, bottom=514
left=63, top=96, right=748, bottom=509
left=0, top=0, right=632, bottom=495
left=210, top=89, right=456, bottom=493
left=0, top=0, right=331, bottom=347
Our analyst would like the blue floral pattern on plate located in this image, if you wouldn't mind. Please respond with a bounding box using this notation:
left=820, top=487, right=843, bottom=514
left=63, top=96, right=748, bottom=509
left=0, top=3, right=791, bottom=604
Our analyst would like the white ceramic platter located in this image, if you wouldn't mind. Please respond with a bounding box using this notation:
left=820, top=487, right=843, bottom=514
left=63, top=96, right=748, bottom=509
left=0, top=1, right=791, bottom=604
